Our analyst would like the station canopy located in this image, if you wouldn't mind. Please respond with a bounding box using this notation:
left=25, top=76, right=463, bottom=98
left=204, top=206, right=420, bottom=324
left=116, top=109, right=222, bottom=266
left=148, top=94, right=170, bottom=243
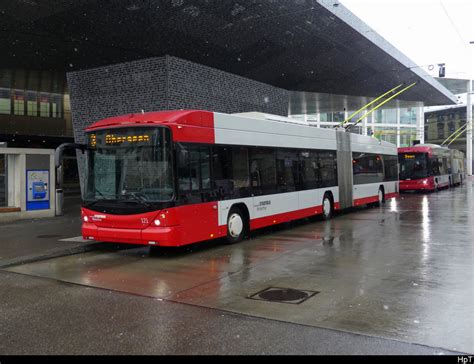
left=1, top=0, right=456, bottom=106
left=435, top=78, right=474, bottom=95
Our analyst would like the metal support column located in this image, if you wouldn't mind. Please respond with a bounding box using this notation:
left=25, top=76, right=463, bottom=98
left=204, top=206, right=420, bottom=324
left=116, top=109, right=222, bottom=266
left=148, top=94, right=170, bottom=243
left=417, top=105, right=425, bottom=144
left=467, top=80, right=472, bottom=175
left=362, top=115, right=368, bottom=136
left=396, top=107, right=401, bottom=147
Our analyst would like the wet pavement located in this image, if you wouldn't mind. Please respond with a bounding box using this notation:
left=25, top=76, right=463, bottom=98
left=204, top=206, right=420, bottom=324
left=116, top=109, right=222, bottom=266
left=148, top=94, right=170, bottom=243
left=0, top=196, right=84, bottom=264
left=2, top=182, right=474, bottom=354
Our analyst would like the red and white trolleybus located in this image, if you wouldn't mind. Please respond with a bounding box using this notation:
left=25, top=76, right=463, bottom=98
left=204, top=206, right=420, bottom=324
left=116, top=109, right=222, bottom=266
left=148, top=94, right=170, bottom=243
left=398, top=144, right=465, bottom=192
left=65, top=110, right=399, bottom=247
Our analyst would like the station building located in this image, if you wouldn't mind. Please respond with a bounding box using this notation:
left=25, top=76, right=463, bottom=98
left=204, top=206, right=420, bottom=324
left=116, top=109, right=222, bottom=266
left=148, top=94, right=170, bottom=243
left=425, top=105, right=473, bottom=152
left=0, top=0, right=461, bottom=210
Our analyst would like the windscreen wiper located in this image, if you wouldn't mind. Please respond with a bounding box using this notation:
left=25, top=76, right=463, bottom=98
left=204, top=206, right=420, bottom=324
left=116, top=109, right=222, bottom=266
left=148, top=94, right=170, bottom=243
left=83, top=189, right=114, bottom=207
left=123, top=192, right=151, bottom=208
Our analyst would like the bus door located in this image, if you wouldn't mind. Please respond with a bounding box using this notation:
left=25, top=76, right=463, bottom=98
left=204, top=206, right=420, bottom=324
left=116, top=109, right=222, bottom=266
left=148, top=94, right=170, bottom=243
left=177, top=144, right=219, bottom=244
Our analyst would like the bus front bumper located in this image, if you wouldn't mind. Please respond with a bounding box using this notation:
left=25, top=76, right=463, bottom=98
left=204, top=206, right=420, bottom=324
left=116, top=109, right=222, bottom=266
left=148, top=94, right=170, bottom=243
left=82, top=223, right=184, bottom=247
left=399, top=178, right=434, bottom=191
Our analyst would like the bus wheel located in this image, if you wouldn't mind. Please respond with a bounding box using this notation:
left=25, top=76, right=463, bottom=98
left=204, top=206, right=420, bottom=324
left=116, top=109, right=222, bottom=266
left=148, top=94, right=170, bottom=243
left=369, top=187, right=384, bottom=207
left=322, top=193, right=333, bottom=220
left=226, top=207, right=246, bottom=244
left=378, top=188, right=385, bottom=205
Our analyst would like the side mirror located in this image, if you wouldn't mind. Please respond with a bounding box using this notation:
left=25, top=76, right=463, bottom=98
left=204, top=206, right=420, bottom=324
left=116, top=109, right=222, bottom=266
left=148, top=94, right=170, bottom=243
left=56, top=165, right=63, bottom=187
left=55, top=143, right=87, bottom=169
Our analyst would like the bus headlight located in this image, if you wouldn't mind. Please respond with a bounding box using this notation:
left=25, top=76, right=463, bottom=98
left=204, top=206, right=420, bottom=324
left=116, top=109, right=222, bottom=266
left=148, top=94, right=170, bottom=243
left=154, top=219, right=161, bottom=226
left=83, top=216, right=89, bottom=222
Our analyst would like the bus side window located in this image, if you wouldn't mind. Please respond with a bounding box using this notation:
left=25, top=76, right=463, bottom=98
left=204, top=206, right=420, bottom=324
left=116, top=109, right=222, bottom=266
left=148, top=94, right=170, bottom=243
left=250, top=147, right=276, bottom=195
left=212, top=146, right=230, bottom=199
left=353, top=152, right=383, bottom=184
left=276, top=150, right=298, bottom=193
left=299, top=151, right=317, bottom=190
left=383, top=155, right=398, bottom=182
left=443, top=157, right=450, bottom=174
left=318, top=151, right=337, bottom=187
left=430, top=158, right=440, bottom=176
left=232, top=147, right=250, bottom=192
left=178, top=144, right=211, bottom=203
left=212, top=146, right=250, bottom=199
left=200, top=147, right=211, bottom=190
left=177, top=145, right=191, bottom=193
left=189, top=147, right=201, bottom=191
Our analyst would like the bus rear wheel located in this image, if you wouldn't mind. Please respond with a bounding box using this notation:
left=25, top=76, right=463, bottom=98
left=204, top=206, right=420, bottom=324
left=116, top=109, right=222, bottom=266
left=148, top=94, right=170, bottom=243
left=322, top=193, right=333, bottom=220
left=226, top=207, right=247, bottom=244
left=369, top=187, right=384, bottom=207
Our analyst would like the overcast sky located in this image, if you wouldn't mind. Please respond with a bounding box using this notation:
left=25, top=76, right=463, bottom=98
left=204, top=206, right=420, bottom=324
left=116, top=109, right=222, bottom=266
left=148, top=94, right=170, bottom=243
left=340, top=0, right=474, bottom=81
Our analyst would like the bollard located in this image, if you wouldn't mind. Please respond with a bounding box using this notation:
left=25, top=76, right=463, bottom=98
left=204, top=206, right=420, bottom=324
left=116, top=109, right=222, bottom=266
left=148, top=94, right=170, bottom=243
left=55, top=188, right=64, bottom=216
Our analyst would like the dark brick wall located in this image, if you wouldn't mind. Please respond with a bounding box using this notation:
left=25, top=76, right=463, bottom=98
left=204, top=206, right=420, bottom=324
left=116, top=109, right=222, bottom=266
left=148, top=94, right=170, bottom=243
left=67, top=57, right=168, bottom=144
left=166, top=56, right=289, bottom=115
left=67, top=55, right=289, bottom=144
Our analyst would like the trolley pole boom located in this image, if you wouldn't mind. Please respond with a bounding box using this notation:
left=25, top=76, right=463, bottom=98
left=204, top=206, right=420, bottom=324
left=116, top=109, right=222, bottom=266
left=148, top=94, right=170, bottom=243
left=447, top=124, right=468, bottom=147
left=339, top=83, right=404, bottom=127
left=442, top=122, right=467, bottom=146
left=346, top=82, right=418, bottom=131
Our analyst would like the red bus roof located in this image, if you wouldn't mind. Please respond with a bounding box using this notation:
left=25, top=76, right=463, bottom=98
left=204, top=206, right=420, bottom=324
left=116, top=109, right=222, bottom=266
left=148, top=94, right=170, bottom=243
left=85, top=110, right=212, bottom=131
left=398, top=146, right=433, bottom=155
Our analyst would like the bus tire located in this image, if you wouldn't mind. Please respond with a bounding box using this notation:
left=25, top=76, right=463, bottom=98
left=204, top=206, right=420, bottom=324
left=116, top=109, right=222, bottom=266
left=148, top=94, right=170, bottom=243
left=322, top=193, right=333, bottom=220
left=226, top=207, right=247, bottom=244
left=370, top=187, right=385, bottom=207
left=378, top=187, right=385, bottom=205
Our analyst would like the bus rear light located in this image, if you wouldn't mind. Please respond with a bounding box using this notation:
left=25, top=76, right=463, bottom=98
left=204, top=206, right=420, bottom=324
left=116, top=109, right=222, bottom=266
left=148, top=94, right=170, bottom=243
left=154, top=219, right=161, bottom=226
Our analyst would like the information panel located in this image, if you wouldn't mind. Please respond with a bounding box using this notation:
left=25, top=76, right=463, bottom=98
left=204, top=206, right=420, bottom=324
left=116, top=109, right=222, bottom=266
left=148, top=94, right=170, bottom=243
left=26, top=170, right=50, bottom=211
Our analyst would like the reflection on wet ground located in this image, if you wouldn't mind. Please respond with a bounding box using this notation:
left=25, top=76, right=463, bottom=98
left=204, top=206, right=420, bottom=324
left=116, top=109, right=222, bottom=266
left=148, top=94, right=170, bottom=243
left=6, top=182, right=474, bottom=353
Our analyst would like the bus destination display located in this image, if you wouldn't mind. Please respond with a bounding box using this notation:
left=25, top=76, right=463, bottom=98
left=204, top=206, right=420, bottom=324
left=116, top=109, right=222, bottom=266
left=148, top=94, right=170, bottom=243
left=88, top=129, right=153, bottom=148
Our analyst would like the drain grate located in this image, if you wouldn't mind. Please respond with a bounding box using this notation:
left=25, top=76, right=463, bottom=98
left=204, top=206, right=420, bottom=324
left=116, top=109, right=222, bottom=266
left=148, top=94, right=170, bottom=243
left=36, top=234, right=63, bottom=239
left=248, top=287, right=319, bottom=305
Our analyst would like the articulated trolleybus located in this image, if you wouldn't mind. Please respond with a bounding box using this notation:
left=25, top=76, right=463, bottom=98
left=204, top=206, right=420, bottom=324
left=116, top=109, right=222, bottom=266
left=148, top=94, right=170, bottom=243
left=398, top=144, right=465, bottom=192
left=66, top=110, right=398, bottom=247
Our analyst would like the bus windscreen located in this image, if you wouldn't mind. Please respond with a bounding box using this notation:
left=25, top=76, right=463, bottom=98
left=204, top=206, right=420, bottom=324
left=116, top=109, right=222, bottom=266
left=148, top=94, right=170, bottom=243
left=83, top=127, right=174, bottom=208
left=399, top=152, right=429, bottom=180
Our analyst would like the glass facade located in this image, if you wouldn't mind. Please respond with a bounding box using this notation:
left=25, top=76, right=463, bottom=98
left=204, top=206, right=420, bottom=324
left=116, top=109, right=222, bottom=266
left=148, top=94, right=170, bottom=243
left=375, top=108, right=396, bottom=124
left=399, top=127, right=417, bottom=147
left=13, top=90, right=25, bottom=115
left=26, top=91, right=38, bottom=116
left=374, top=127, right=397, bottom=145
left=290, top=104, right=421, bottom=147
left=400, top=107, right=417, bottom=125
left=0, top=88, right=10, bottom=114
left=0, top=69, right=66, bottom=120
